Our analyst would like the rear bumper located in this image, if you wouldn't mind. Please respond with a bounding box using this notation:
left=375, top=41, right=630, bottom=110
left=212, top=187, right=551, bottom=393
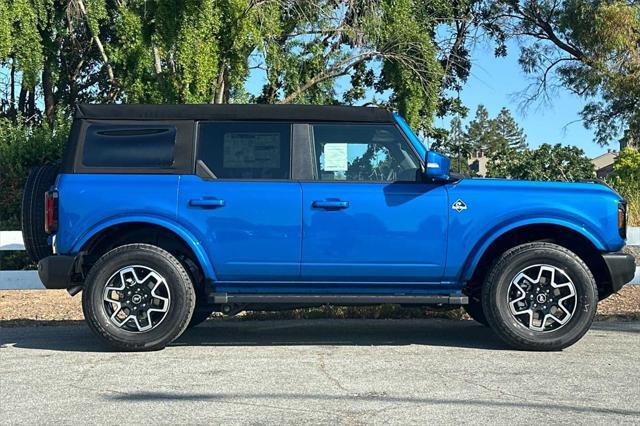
left=602, top=252, right=636, bottom=292
left=37, top=255, right=78, bottom=289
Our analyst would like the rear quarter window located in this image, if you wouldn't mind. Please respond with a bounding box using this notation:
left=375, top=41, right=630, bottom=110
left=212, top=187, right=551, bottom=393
left=82, top=124, right=177, bottom=168
left=197, top=122, right=291, bottom=179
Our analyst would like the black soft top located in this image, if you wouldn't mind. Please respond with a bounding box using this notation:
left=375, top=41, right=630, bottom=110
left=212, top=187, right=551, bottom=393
left=75, top=104, right=395, bottom=123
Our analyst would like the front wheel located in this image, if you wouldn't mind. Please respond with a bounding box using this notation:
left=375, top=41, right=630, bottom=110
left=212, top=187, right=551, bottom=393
left=82, top=244, right=196, bottom=351
left=482, top=242, right=597, bottom=351
left=463, top=300, right=488, bottom=326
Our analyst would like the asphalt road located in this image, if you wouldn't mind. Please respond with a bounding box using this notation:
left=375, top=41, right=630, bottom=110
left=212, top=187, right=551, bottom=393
left=1, top=319, right=639, bottom=425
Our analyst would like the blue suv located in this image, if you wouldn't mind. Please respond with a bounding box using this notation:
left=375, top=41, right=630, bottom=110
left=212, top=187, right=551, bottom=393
left=22, top=104, right=636, bottom=351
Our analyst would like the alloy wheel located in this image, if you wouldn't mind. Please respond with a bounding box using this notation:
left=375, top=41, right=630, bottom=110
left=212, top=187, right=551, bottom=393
left=102, top=265, right=171, bottom=332
left=507, top=264, right=577, bottom=332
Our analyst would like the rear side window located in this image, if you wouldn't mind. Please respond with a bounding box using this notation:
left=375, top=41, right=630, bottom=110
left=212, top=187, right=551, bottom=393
left=197, top=122, right=291, bottom=179
left=82, top=124, right=176, bottom=167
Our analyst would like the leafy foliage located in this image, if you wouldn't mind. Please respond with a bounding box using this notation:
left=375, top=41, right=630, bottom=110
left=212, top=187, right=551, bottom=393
left=487, top=143, right=595, bottom=182
left=0, top=115, right=69, bottom=230
left=0, top=0, right=486, bottom=135
left=432, top=105, right=527, bottom=175
left=482, top=0, right=640, bottom=148
left=608, top=147, right=640, bottom=226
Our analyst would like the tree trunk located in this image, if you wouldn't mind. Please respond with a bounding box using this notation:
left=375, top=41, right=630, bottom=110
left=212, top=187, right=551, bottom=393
left=17, top=87, right=27, bottom=116
left=42, top=59, right=56, bottom=125
left=213, top=65, right=226, bottom=104
left=9, top=57, right=16, bottom=121
left=27, top=90, right=36, bottom=119
left=152, top=46, right=162, bottom=75
left=75, top=0, right=116, bottom=94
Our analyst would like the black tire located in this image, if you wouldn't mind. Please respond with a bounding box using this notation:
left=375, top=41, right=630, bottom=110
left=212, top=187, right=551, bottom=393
left=82, top=244, right=196, bottom=351
left=482, top=242, right=598, bottom=351
left=21, top=165, right=58, bottom=262
left=187, top=303, right=215, bottom=328
left=463, top=300, right=488, bottom=326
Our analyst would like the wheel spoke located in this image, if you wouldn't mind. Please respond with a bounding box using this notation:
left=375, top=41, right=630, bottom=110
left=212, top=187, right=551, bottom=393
left=507, top=264, right=577, bottom=333
left=102, top=265, right=171, bottom=333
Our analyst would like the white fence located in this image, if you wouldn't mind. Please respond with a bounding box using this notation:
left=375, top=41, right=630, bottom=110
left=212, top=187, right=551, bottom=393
left=0, top=231, right=44, bottom=289
left=1, top=230, right=639, bottom=290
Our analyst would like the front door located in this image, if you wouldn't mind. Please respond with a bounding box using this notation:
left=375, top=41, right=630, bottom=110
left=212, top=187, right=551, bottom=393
left=178, top=121, right=302, bottom=287
left=300, top=123, right=448, bottom=292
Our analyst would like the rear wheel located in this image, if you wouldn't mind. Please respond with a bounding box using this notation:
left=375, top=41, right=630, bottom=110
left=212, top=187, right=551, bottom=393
left=82, top=244, right=196, bottom=351
left=482, top=242, right=597, bottom=351
left=21, top=165, right=58, bottom=262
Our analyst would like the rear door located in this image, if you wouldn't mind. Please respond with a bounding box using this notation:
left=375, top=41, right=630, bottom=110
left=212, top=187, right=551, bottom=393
left=299, top=123, right=448, bottom=291
left=178, top=122, right=302, bottom=288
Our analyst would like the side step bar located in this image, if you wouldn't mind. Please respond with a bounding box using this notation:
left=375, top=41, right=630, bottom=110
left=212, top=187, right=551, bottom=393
left=209, top=293, right=468, bottom=305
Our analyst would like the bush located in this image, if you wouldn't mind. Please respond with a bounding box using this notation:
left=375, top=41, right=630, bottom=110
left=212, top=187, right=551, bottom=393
left=0, top=116, right=69, bottom=231
left=0, top=117, right=68, bottom=270
left=607, top=148, right=640, bottom=226
left=486, top=143, right=595, bottom=182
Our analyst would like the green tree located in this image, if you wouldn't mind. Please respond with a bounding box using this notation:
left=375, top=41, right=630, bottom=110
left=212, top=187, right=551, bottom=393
left=465, top=105, right=497, bottom=153
left=487, top=143, right=595, bottom=182
left=0, top=0, right=485, bottom=134
left=494, top=107, right=527, bottom=151
left=463, top=105, right=528, bottom=154
left=432, top=116, right=475, bottom=174
left=482, top=0, right=640, bottom=148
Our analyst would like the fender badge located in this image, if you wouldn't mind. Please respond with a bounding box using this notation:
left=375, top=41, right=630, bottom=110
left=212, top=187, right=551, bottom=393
left=452, top=199, right=467, bottom=212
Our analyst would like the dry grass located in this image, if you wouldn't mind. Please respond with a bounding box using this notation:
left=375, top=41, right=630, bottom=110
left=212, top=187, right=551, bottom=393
left=1, top=286, right=639, bottom=327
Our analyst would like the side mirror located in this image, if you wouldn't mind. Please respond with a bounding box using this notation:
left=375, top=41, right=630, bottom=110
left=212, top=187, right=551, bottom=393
left=424, top=151, right=451, bottom=181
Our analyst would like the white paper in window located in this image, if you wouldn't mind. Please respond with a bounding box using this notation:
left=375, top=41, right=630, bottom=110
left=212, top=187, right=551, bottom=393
left=323, top=143, right=348, bottom=172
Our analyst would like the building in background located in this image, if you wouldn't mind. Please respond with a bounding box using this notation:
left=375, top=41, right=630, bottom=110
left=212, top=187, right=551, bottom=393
left=469, top=150, right=488, bottom=176
left=592, top=150, right=618, bottom=179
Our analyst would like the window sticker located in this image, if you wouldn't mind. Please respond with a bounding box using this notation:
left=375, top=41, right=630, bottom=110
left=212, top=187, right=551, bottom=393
left=223, top=133, right=281, bottom=169
left=323, top=143, right=348, bottom=172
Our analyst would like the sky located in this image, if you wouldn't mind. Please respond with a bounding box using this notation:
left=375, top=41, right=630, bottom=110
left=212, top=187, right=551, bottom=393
left=245, top=40, right=612, bottom=160
left=440, top=40, right=610, bottom=159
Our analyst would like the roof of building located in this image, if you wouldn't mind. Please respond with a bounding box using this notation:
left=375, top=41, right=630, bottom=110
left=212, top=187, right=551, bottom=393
left=74, top=104, right=395, bottom=123
left=591, top=151, right=618, bottom=171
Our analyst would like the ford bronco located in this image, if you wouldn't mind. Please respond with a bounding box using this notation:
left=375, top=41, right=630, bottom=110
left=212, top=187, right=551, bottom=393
left=22, top=104, right=636, bottom=351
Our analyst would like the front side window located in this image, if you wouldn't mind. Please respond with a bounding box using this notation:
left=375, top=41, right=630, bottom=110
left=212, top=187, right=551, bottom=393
left=198, top=122, right=291, bottom=179
left=312, top=124, right=420, bottom=182
left=83, top=124, right=176, bottom=167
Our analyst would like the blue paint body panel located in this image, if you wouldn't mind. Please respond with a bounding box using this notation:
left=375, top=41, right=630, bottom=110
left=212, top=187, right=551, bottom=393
left=177, top=177, right=302, bottom=284
left=52, top=115, right=626, bottom=297
left=55, top=174, right=180, bottom=253
left=300, top=182, right=448, bottom=287
left=444, top=178, right=625, bottom=283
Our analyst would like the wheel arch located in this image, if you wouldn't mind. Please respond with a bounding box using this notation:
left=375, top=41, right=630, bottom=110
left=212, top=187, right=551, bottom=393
left=74, top=216, right=216, bottom=282
left=463, top=221, right=614, bottom=300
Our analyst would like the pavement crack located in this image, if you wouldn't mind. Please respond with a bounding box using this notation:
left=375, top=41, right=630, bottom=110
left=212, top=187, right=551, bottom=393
left=317, top=351, right=350, bottom=393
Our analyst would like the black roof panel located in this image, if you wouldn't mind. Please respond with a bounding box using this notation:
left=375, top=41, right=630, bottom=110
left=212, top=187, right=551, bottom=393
left=75, top=104, right=395, bottom=123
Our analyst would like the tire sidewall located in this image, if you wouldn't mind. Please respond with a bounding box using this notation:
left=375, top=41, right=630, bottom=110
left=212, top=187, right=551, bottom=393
left=83, top=245, right=194, bottom=350
left=484, top=246, right=597, bottom=349
left=21, top=165, right=58, bottom=262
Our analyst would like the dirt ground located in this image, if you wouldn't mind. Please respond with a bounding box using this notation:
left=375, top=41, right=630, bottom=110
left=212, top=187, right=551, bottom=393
left=1, top=285, right=638, bottom=327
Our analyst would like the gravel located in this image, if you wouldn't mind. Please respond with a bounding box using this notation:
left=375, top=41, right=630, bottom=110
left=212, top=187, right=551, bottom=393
left=1, top=286, right=639, bottom=327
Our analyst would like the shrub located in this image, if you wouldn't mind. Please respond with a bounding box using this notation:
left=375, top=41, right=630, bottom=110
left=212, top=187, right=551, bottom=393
left=0, top=117, right=68, bottom=270
left=607, top=148, right=640, bottom=227
left=486, top=143, right=595, bottom=182
left=0, top=116, right=69, bottom=231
